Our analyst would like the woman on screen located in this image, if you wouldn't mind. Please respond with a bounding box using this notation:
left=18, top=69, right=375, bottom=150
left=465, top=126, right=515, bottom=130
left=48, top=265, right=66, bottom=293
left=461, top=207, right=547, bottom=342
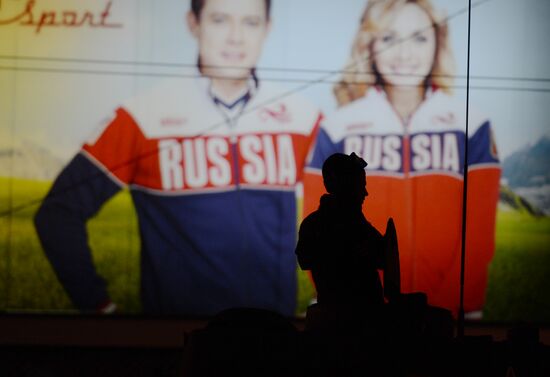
left=304, top=0, right=500, bottom=318
left=35, top=0, right=322, bottom=315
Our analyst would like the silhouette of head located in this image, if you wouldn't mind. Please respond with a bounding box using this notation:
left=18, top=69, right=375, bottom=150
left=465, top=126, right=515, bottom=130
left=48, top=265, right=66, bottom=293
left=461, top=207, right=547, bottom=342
left=322, top=153, right=368, bottom=205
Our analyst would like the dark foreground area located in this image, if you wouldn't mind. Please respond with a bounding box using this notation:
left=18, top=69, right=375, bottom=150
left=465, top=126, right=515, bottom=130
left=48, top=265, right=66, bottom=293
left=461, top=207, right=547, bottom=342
left=2, top=310, right=550, bottom=377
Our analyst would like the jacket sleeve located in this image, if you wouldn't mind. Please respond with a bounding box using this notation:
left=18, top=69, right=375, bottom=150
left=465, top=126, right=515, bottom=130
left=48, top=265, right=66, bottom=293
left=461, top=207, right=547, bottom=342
left=34, top=108, right=142, bottom=312
left=34, top=154, right=121, bottom=311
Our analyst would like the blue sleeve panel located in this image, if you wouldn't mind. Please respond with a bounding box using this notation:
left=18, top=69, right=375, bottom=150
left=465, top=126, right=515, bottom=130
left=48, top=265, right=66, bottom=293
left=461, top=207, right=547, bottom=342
left=308, top=128, right=343, bottom=170
left=34, top=153, right=121, bottom=311
left=468, top=121, right=499, bottom=166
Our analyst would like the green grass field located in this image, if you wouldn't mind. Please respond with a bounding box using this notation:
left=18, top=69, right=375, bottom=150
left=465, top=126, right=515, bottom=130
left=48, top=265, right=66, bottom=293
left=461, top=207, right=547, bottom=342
left=1, top=177, right=549, bottom=321
left=0, top=178, right=141, bottom=313
left=484, top=211, right=550, bottom=322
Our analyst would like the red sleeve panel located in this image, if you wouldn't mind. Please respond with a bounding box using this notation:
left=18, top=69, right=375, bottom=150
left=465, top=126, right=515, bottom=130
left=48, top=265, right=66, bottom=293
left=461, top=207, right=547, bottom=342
left=82, top=108, right=146, bottom=186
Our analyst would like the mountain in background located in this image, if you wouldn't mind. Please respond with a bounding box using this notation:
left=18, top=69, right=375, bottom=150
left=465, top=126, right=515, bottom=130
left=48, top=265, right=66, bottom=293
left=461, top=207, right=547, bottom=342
left=502, top=136, right=550, bottom=188
left=501, top=136, right=550, bottom=216
left=0, top=138, right=65, bottom=181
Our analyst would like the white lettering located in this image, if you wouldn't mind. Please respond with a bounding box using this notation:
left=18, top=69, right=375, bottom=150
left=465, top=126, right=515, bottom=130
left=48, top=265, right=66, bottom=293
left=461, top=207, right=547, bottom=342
left=412, top=134, right=431, bottom=171
left=183, top=139, right=208, bottom=188
left=442, top=133, right=459, bottom=172
left=158, top=135, right=299, bottom=189
left=241, top=135, right=265, bottom=184
left=431, top=134, right=442, bottom=169
left=344, top=136, right=362, bottom=156
left=262, top=135, right=277, bottom=184
left=277, top=135, right=296, bottom=185
left=207, top=138, right=231, bottom=186
left=364, top=136, right=383, bottom=169
left=382, top=136, right=401, bottom=171
left=159, top=139, right=183, bottom=190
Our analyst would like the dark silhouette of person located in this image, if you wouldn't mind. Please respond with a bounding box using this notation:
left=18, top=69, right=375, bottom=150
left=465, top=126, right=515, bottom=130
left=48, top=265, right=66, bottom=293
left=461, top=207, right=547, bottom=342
left=295, top=152, right=396, bottom=375
left=296, top=152, right=386, bottom=325
left=295, top=153, right=456, bottom=376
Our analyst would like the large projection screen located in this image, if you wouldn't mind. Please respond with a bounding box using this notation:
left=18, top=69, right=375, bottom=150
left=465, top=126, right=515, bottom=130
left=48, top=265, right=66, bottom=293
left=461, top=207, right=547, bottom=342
left=1, top=0, right=549, bottom=321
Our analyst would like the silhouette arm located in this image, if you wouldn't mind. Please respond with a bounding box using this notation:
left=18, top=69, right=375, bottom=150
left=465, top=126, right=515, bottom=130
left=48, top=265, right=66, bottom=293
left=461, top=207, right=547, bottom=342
left=295, top=215, right=321, bottom=270
left=363, top=220, right=386, bottom=270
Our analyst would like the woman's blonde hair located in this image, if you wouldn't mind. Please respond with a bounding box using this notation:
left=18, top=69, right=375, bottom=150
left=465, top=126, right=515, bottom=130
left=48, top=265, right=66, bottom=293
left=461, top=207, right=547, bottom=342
left=334, top=0, right=455, bottom=107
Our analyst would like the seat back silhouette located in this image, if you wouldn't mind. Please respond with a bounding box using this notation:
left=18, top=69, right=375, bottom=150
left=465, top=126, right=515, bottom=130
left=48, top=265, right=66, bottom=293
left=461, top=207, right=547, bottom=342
left=383, top=217, right=400, bottom=302
left=182, top=308, right=301, bottom=376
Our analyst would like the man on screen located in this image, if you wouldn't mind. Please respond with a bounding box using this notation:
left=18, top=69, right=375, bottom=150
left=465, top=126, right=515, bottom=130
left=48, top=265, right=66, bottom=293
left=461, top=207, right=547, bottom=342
left=34, top=0, right=322, bottom=315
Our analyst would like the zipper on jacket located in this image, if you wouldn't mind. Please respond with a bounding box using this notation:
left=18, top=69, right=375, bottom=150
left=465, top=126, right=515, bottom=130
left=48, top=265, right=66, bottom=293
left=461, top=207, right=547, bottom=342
left=391, top=107, right=418, bottom=292
left=230, top=135, right=240, bottom=188
left=402, top=122, right=411, bottom=178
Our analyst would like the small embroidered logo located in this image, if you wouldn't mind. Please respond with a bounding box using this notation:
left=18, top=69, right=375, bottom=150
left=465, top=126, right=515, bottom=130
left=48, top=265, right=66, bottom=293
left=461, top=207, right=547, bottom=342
left=259, top=104, right=291, bottom=123
left=160, top=117, right=186, bottom=127
left=432, top=112, right=456, bottom=126
left=346, top=122, right=373, bottom=131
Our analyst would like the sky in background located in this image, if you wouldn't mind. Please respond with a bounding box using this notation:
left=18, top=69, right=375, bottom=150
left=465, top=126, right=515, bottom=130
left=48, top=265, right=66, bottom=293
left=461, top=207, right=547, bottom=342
left=0, top=0, right=549, bottom=161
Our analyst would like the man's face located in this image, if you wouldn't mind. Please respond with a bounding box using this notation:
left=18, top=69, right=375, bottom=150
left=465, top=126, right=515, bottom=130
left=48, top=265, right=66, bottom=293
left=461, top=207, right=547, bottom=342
left=354, top=172, right=368, bottom=206
left=338, top=170, right=368, bottom=207
left=188, top=0, right=270, bottom=80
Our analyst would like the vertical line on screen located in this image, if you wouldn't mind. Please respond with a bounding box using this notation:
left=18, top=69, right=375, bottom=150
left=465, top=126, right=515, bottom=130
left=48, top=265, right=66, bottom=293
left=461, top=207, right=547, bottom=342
left=458, top=0, right=473, bottom=339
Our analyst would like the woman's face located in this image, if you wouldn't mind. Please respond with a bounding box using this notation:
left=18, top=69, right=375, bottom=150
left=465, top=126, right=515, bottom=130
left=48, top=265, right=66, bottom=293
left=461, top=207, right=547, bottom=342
left=372, top=3, right=436, bottom=89
left=188, top=0, right=270, bottom=80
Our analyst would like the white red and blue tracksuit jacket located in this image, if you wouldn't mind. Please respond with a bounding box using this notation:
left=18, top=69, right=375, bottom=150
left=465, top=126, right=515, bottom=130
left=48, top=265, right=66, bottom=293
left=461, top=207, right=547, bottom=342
left=35, top=77, right=322, bottom=315
left=303, top=87, right=500, bottom=315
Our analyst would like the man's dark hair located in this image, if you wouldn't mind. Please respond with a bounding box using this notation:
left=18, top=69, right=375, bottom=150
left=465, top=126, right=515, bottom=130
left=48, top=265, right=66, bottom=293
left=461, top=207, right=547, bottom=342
left=322, top=153, right=367, bottom=195
left=191, top=0, right=272, bottom=20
